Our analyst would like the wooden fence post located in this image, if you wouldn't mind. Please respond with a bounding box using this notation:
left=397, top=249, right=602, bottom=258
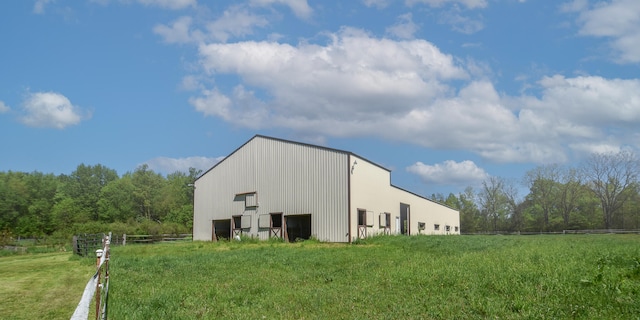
left=72, top=235, right=78, bottom=255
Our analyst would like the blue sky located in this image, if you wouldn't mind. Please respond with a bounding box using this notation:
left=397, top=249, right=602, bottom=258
left=1, top=0, right=639, bottom=197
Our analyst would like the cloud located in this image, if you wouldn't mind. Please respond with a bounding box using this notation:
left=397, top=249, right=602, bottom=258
left=33, top=0, right=54, bottom=14
left=250, top=0, right=313, bottom=19
left=0, top=101, right=10, bottom=113
left=362, top=0, right=391, bottom=9
left=559, top=0, right=588, bottom=13
left=92, top=0, right=196, bottom=10
left=567, top=0, right=640, bottom=63
left=154, top=6, right=269, bottom=44
left=20, top=92, right=89, bottom=129
left=144, top=156, right=224, bottom=174
left=206, top=5, right=270, bottom=42
left=137, top=0, right=196, bottom=9
left=439, top=11, right=484, bottom=34
left=154, top=16, right=202, bottom=44
left=516, top=75, right=640, bottom=157
left=189, top=88, right=233, bottom=120
left=407, top=160, right=489, bottom=186
left=386, top=13, right=419, bottom=39
left=406, top=0, right=488, bottom=10
left=527, top=75, right=640, bottom=125
left=188, top=27, right=640, bottom=164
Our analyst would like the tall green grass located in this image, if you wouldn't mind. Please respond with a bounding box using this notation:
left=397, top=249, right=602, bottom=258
left=0, top=252, right=96, bottom=319
left=107, top=235, right=640, bottom=319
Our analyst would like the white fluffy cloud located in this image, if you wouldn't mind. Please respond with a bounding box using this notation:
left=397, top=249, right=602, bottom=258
left=363, top=0, right=391, bottom=9
left=154, top=16, right=202, bottom=44
left=0, top=101, right=10, bottom=113
left=439, top=11, right=484, bottom=34
left=250, top=0, right=313, bottom=19
left=144, top=156, right=224, bottom=174
left=20, top=92, right=89, bottom=129
left=567, top=0, right=640, bottom=63
left=91, top=0, right=196, bottom=10
left=515, top=75, right=640, bottom=158
left=406, top=0, right=488, bottom=9
left=154, top=6, right=269, bottom=44
left=186, top=27, right=640, bottom=164
left=207, top=6, right=270, bottom=42
left=137, top=0, right=196, bottom=10
left=33, top=0, right=53, bottom=14
left=386, top=13, right=419, bottom=39
left=407, top=160, right=489, bottom=186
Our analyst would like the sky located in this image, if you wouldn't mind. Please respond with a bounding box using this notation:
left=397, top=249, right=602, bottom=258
left=1, top=0, right=639, bottom=197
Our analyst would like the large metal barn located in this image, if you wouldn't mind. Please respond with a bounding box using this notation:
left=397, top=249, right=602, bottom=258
left=193, top=135, right=460, bottom=243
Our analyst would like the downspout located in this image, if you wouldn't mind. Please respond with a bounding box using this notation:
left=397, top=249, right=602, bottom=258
left=347, top=154, right=352, bottom=243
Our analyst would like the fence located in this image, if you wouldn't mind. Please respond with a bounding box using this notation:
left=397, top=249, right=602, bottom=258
left=73, top=233, right=191, bottom=256
left=462, top=229, right=640, bottom=235
left=116, top=233, right=192, bottom=245
left=71, top=232, right=111, bottom=320
left=73, top=234, right=106, bottom=257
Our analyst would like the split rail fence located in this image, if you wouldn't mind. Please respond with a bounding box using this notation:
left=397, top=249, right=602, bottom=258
left=72, top=233, right=191, bottom=257
left=462, top=229, right=640, bottom=235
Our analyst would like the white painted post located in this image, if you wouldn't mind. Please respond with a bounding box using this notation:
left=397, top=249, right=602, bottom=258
left=95, top=249, right=103, bottom=320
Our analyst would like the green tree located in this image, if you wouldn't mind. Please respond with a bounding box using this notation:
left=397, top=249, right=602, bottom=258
left=60, top=164, right=118, bottom=221
left=444, top=193, right=461, bottom=209
left=160, top=168, right=200, bottom=228
left=0, top=172, right=29, bottom=232
left=524, top=165, right=560, bottom=231
left=97, top=175, right=136, bottom=222
left=582, top=151, right=639, bottom=229
left=478, top=177, right=513, bottom=232
left=458, top=187, right=480, bottom=233
left=131, top=164, right=164, bottom=221
left=557, top=167, right=583, bottom=229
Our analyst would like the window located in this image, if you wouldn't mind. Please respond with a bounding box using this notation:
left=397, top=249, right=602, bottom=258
left=258, top=214, right=271, bottom=228
left=434, top=224, right=440, bottom=231
left=241, top=215, right=251, bottom=229
left=366, top=211, right=374, bottom=227
left=232, top=216, right=242, bottom=230
left=455, top=226, right=459, bottom=232
left=445, top=225, right=451, bottom=232
left=380, top=213, right=391, bottom=228
left=245, top=193, right=258, bottom=208
left=418, top=222, right=426, bottom=230
left=271, top=213, right=282, bottom=228
left=358, top=209, right=366, bottom=226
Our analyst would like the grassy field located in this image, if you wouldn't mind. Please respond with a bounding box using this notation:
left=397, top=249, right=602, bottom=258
left=2, top=235, right=640, bottom=319
left=0, top=251, right=96, bottom=319
left=107, top=235, right=640, bottom=319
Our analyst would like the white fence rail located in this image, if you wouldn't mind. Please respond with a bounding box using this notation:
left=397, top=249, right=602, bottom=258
left=462, top=229, right=640, bottom=235
left=71, top=232, right=111, bottom=320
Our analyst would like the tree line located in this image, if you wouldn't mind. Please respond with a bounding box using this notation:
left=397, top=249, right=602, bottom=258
left=433, top=150, right=640, bottom=233
left=0, top=163, right=199, bottom=241
left=1, top=150, right=639, bottom=241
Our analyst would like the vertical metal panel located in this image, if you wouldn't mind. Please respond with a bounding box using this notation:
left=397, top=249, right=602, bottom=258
left=193, top=135, right=459, bottom=242
left=194, top=136, right=349, bottom=242
left=254, top=137, right=349, bottom=242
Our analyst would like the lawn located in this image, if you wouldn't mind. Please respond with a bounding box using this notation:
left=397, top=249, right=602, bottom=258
left=108, top=235, right=640, bottom=319
left=0, top=251, right=96, bottom=319
left=1, top=235, right=639, bottom=319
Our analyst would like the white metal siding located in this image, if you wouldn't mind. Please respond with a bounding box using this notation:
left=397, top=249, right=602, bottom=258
left=348, top=154, right=460, bottom=238
left=194, top=136, right=349, bottom=242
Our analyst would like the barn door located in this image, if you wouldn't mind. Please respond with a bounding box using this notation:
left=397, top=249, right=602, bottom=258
left=400, top=203, right=410, bottom=235
left=232, top=215, right=242, bottom=238
left=270, top=213, right=283, bottom=239
left=212, top=219, right=231, bottom=242
left=357, top=209, right=367, bottom=239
